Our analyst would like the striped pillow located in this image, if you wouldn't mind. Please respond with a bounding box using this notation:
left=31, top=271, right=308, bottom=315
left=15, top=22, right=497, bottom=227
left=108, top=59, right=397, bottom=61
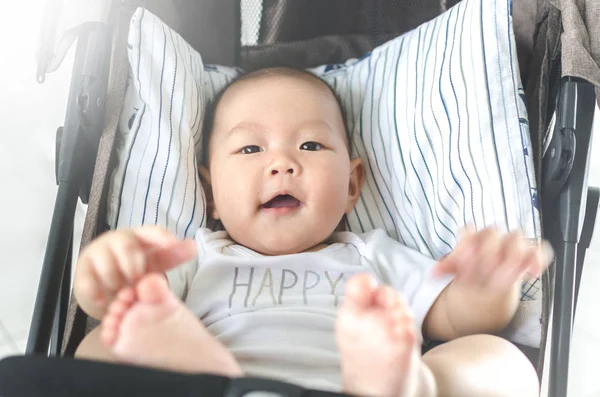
left=108, top=0, right=541, bottom=347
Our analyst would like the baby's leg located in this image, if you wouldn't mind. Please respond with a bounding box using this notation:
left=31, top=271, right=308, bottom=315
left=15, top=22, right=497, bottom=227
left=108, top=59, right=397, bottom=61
left=75, top=327, right=118, bottom=362
left=336, top=274, right=436, bottom=397
left=422, top=334, right=539, bottom=397
left=100, top=274, right=243, bottom=377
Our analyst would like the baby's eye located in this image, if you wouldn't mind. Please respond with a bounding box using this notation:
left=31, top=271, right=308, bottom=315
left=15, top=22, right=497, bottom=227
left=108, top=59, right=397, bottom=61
left=239, top=145, right=263, bottom=154
left=300, top=141, right=323, bottom=151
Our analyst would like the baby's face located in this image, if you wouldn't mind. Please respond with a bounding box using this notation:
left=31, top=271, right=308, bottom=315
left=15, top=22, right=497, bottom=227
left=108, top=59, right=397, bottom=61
left=205, top=74, right=363, bottom=255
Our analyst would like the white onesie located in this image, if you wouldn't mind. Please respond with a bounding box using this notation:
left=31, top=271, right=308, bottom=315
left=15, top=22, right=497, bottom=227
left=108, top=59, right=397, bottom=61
left=167, top=228, right=453, bottom=392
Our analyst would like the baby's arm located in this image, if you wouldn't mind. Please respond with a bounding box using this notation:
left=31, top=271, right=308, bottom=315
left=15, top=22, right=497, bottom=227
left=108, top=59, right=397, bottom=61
left=423, top=227, right=552, bottom=341
left=73, top=227, right=197, bottom=320
left=423, top=274, right=521, bottom=341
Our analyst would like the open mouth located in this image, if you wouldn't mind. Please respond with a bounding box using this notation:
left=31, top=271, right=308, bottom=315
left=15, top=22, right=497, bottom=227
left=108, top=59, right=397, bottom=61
left=260, top=194, right=302, bottom=209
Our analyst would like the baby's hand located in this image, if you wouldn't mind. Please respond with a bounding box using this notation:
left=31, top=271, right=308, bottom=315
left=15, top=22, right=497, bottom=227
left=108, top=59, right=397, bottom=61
left=74, top=227, right=196, bottom=318
left=432, top=226, right=553, bottom=292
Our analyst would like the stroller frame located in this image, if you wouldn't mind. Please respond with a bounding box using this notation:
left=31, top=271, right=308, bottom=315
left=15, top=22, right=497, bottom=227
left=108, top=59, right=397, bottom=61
left=10, top=1, right=599, bottom=397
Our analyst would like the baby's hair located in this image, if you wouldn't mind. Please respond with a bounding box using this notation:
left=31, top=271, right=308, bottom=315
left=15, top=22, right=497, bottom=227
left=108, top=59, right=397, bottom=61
left=201, top=66, right=352, bottom=166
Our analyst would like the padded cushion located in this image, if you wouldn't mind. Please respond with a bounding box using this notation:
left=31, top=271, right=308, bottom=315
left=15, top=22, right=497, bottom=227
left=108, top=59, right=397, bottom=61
left=108, top=0, right=541, bottom=347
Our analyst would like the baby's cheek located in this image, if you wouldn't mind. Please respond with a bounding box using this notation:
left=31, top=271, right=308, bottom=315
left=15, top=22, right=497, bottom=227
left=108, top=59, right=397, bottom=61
left=319, top=178, right=350, bottom=216
left=212, top=181, right=247, bottom=220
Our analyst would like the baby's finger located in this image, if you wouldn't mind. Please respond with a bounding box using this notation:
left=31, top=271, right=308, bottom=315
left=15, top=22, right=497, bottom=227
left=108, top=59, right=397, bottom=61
left=462, top=228, right=500, bottom=286
left=498, top=247, right=537, bottom=289
left=75, top=256, right=107, bottom=304
left=538, top=241, right=554, bottom=275
left=132, top=227, right=180, bottom=250
left=431, top=254, right=456, bottom=277
left=91, top=242, right=126, bottom=293
left=110, top=231, right=146, bottom=282
left=432, top=250, right=466, bottom=277
left=146, top=238, right=198, bottom=273
left=474, top=227, right=503, bottom=262
left=489, top=234, right=527, bottom=290
left=525, top=241, right=554, bottom=279
left=459, top=224, right=477, bottom=240
left=432, top=227, right=477, bottom=277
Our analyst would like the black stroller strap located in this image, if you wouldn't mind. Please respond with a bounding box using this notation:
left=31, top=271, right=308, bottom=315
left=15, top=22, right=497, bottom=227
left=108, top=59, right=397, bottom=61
left=0, top=356, right=350, bottom=397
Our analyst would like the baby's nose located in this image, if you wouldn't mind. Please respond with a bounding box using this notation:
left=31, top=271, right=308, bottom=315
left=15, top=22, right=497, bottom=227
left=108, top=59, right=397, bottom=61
left=270, top=165, right=295, bottom=175
left=268, top=156, right=300, bottom=176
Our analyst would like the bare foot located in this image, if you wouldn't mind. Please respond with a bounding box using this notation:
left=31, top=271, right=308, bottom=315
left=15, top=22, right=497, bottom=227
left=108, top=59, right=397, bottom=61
left=336, top=274, right=435, bottom=397
left=101, top=273, right=243, bottom=376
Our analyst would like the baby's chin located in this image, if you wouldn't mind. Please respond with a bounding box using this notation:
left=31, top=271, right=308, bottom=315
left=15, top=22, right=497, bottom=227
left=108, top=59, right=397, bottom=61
left=232, top=232, right=329, bottom=256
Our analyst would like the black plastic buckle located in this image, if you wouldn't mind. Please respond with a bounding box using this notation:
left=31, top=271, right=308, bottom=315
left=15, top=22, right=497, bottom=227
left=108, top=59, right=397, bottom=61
left=542, top=80, right=578, bottom=203
left=543, top=125, right=576, bottom=202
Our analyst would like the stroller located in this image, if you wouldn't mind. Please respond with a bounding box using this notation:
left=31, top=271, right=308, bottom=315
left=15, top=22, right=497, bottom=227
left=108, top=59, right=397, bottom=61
left=1, top=0, right=599, bottom=396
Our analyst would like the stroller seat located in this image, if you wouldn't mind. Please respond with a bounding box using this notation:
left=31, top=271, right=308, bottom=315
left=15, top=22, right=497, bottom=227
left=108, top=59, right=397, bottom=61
left=109, top=0, right=542, bottom=350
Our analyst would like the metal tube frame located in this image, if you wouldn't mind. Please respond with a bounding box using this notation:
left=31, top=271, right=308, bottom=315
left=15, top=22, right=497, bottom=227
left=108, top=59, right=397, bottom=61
left=26, top=18, right=113, bottom=355
left=546, top=77, right=596, bottom=397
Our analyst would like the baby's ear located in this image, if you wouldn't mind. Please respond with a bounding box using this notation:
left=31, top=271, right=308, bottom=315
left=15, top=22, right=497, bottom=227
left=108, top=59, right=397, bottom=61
left=345, top=158, right=365, bottom=214
left=198, top=165, right=220, bottom=220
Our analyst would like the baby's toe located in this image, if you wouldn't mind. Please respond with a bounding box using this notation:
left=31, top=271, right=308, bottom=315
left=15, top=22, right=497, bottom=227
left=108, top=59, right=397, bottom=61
left=108, top=298, right=130, bottom=318
left=344, top=274, right=378, bottom=308
left=116, top=286, right=136, bottom=304
left=376, top=290, right=416, bottom=343
left=390, top=316, right=416, bottom=344
left=375, top=286, right=403, bottom=310
left=100, top=314, right=120, bottom=347
left=136, top=274, right=171, bottom=304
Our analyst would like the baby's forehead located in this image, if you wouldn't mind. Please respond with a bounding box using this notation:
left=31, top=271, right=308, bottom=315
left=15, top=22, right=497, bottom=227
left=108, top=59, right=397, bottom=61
left=204, top=68, right=350, bottom=157
left=212, top=72, right=343, bottom=130
left=219, top=72, right=344, bottom=127
left=223, top=71, right=334, bottom=103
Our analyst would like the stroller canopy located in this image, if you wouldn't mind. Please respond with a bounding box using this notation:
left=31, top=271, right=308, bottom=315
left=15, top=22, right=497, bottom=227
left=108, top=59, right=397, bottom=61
left=38, top=0, right=600, bottom=101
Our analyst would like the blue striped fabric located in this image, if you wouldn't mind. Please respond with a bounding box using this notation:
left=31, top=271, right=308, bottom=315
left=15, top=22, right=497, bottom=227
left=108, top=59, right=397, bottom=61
left=107, top=0, right=542, bottom=346
left=108, top=8, right=208, bottom=239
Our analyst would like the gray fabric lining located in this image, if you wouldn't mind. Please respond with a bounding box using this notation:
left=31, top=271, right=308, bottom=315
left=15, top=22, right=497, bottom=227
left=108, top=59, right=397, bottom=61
left=551, top=0, right=600, bottom=93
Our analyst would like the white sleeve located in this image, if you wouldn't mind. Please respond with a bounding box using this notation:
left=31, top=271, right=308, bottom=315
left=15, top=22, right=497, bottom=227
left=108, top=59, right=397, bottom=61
left=363, top=230, right=454, bottom=334
left=166, top=229, right=205, bottom=300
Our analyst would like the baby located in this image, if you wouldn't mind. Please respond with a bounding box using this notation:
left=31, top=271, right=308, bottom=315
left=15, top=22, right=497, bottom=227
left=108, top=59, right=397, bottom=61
left=74, top=67, right=550, bottom=397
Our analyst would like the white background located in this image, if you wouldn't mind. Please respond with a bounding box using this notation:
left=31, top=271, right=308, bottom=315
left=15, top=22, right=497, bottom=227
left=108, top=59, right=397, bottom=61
left=0, top=2, right=598, bottom=396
